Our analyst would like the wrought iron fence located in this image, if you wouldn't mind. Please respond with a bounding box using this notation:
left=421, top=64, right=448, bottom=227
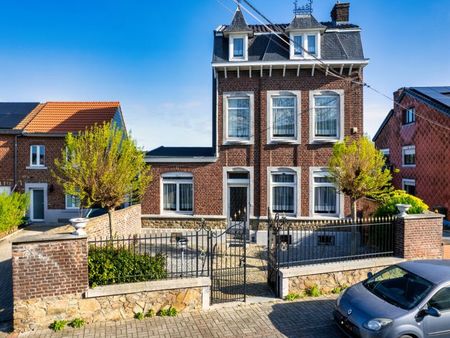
left=271, top=216, right=396, bottom=269
left=88, top=227, right=212, bottom=286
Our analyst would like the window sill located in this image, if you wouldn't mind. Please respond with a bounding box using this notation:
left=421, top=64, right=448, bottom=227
left=402, top=122, right=416, bottom=126
left=223, top=140, right=253, bottom=146
left=402, top=165, right=416, bottom=168
left=310, top=138, right=340, bottom=144
left=268, top=139, right=300, bottom=145
left=162, top=212, right=194, bottom=217
left=26, top=166, right=47, bottom=170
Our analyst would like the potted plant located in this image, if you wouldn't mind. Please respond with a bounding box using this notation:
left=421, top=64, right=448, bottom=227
left=70, top=206, right=90, bottom=236
left=396, top=204, right=411, bottom=217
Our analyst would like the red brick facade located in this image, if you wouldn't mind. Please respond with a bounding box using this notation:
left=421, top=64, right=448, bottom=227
left=12, top=235, right=88, bottom=300
left=143, top=69, right=364, bottom=220
left=0, top=134, right=15, bottom=187
left=374, top=90, right=450, bottom=218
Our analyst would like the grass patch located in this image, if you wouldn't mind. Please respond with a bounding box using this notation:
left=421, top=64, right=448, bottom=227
left=158, top=307, right=177, bottom=317
left=134, top=312, right=144, bottom=320
left=49, top=320, right=67, bottom=332
left=305, top=285, right=322, bottom=297
left=68, top=318, right=85, bottom=329
left=145, top=309, right=155, bottom=318
left=284, top=293, right=304, bottom=301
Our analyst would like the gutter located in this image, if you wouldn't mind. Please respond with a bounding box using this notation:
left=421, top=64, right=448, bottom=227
left=145, top=156, right=218, bottom=164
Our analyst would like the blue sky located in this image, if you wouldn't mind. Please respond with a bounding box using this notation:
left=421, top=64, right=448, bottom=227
left=0, top=0, right=449, bottom=150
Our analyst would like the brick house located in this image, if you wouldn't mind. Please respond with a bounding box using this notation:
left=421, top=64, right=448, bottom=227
left=0, top=102, right=125, bottom=223
left=373, top=87, right=450, bottom=218
left=143, top=2, right=368, bottom=232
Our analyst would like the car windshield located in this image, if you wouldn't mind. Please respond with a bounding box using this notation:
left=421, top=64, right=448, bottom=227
left=363, top=265, right=434, bottom=310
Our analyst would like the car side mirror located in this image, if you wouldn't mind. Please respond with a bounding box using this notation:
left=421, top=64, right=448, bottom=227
left=425, top=307, right=441, bottom=318
left=367, top=272, right=373, bottom=279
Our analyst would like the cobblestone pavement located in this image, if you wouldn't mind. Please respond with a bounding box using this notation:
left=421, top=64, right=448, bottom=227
left=17, top=297, right=344, bottom=338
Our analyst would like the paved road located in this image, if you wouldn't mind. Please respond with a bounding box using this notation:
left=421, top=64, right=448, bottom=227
left=17, top=297, right=344, bottom=338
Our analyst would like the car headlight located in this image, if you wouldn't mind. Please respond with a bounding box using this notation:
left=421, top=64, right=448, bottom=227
left=364, top=318, right=393, bottom=331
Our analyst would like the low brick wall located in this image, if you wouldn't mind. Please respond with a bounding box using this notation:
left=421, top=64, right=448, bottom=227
left=142, top=216, right=226, bottom=229
left=443, top=239, right=450, bottom=259
left=12, top=233, right=210, bottom=333
left=280, top=257, right=404, bottom=297
left=87, top=204, right=141, bottom=239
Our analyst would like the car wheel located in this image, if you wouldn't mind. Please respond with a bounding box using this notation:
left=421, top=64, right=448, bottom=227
left=399, top=335, right=414, bottom=338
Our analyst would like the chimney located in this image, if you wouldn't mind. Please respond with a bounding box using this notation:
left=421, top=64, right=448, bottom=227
left=331, top=2, right=350, bottom=23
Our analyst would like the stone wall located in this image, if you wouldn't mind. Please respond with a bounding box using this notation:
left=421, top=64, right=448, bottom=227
left=280, top=257, right=404, bottom=298
left=87, top=204, right=142, bottom=239
left=395, top=212, right=444, bottom=259
left=142, top=216, right=227, bottom=229
left=14, top=286, right=204, bottom=332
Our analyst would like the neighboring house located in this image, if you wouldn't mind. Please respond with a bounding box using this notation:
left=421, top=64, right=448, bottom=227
left=0, top=101, right=125, bottom=223
left=143, top=1, right=368, bottom=231
left=373, top=87, right=450, bottom=218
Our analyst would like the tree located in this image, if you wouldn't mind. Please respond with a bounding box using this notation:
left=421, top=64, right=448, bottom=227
left=328, top=136, right=393, bottom=220
left=53, top=122, right=152, bottom=238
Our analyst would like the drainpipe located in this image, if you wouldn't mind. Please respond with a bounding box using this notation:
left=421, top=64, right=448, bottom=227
left=13, top=134, right=18, bottom=191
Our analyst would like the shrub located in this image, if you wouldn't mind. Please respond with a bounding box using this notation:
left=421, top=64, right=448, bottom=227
left=158, top=307, right=177, bottom=317
left=0, top=192, right=29, bottom=236
left=145, top=309, right=155, bottom=318
left=284, top=293, right=303, bottom=301
left=305, top=285, right=321, bottom=297
left=88, top=245, right=167, bottom=287
left=68, top=318, right=85, bottom=328
left=374, top=190, right=429, bottom=217
left=134, top=312, right=144, bottom=320
left=49, top=320, right=67, bottom=332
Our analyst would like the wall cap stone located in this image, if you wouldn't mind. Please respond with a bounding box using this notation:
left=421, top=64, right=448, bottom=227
left=85, top=277, right=211, bottom=298
left=280, top=257, right=405, bottom=279
left=402, top=212, right=444, bottom=220
left=12, top=233, right=86, bottom=245
left=142, top=214, right=226, bottom=220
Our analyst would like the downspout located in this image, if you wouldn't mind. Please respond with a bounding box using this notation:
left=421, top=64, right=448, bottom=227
left=13, top=134, right=18, bottom=191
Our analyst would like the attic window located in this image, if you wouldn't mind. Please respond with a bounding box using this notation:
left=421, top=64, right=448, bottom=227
left=307, top=35, right=316, bottom=56
left=233, top=38, right=244, bottom=57
left=294, top=35, right=303, bottom=56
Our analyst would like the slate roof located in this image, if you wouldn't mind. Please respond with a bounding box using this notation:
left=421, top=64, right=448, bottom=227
left=214, top=21, right=364, bottom=62
left=224, top=7, right=252, bottom=34
left=147, top=146, right=215, bottom=158
left=22, top=102, right=121, bottom=134
left=0, top=102, right=40, bottom=130
left=286, top=15, right=325, bottom=31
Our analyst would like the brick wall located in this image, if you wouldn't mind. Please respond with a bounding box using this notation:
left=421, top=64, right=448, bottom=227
left=144, top=69, right=363, bottom=219
left=375, top=92, right=450, bottom=218
left=394, top=213, right=444, bottom=259
left=12, top=235, right=88, bottom=301
left=0, top=134, right=15, bottom=187
left=86, top=204, right=142, bottom=239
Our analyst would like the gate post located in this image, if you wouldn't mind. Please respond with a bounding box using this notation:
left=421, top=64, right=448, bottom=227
left=243, top=219, right=247, bottom=302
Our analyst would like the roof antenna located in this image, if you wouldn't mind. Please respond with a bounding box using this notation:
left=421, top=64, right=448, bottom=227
left=293, top=0, right=313, bottom=16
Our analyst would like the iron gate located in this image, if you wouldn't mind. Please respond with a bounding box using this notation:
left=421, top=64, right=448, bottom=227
left=267, top=210, right=285, bottom=297
left=210, top=218, right=248, bottom=304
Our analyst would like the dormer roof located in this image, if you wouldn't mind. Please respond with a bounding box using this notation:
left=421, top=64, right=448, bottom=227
left=223, top=6, right=253, bottom=36
left=286, top=14, right=326, bottom=32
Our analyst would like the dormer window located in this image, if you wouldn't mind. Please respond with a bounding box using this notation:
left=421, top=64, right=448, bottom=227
left=233, top=38, right=244, bottom=58
left=307, top=35, right=316, bottom=56
left=290, top=32, right=320, bottom=59
left=294, top=35, right=303, bottom=56
left=229, top=35, right=248, bottom=61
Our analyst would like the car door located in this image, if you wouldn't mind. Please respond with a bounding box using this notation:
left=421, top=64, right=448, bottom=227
left=423, top=286, right=450, bottom=337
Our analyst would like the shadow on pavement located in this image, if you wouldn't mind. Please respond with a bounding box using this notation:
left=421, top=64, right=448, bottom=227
left=268, top=298, right=346, bottom=338
left=0, top=258, right=12, bottom=334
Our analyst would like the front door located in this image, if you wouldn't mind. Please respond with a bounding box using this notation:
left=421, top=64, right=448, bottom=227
left=229, top=186, right=248, bottom=223
left=30, top=188, right=45, bottom=221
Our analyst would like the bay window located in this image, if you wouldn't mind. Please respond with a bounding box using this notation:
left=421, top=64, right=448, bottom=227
left=162, top=173, right=193, bottom=214
left=312, top=169, right=339, bottom=216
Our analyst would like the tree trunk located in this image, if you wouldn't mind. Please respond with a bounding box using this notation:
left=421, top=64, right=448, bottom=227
left=351, top=198, right=358, bottom=221
left=350, top=198, right=358, bottom=255
left=108, top=209, right=114, bottom=239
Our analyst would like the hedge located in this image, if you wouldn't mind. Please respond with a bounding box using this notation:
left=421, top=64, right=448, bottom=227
left=374, top=190, right=429, bottom=217
left=0, top=192, right=29, bottom=237
left=88, top=245, right=167, bottom=287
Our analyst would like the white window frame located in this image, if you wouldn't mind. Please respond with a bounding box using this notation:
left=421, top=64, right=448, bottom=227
left=267, top=167, right=301, bottom=217
left=289, top=32, right=321, bottom=60
left=309, top=90, right=344, bottom=143
left=402, top=178, right=416, bottom=195
left=309, top=167, right=343, bottom=218
left=223, top=167, right=254, bottom=220
left=404, top=107, right=416, bottom=125
left=380, top=148, right=390, bottom=156
left=65, top=194, right=80, bottom=210
left=29, top=145, right=46, bottom=168
left=267, top=91, right=301, bottom=144
left=0, top=186, right=11, bottom=195
left=160, top=172, right=194, bottom=215
left=402, top=145, right=416, bottom=167
left=223, top=92, right=254, bottom=145
left=229, top=34, right=248, bottom=62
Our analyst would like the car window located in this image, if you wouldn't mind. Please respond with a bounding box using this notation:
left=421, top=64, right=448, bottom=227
left=364, top=265, right=434, bottom=310
left=429, top=287, right=450, bottom=311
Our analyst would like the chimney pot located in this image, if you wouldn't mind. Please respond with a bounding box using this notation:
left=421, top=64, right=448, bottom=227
left=331, top=2, right=350, bottom=23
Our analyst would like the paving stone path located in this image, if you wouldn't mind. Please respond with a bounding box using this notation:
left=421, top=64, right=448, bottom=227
left=18, top=297, right=344, bottom=338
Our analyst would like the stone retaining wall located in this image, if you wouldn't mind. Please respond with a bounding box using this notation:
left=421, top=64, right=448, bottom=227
left=87, top=204, right=141, bottom=239
left=142, top=216, right=226, bottom=229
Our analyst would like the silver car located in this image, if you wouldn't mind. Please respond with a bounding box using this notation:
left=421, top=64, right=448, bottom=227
left=334, top=260, right=450, bottom=338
